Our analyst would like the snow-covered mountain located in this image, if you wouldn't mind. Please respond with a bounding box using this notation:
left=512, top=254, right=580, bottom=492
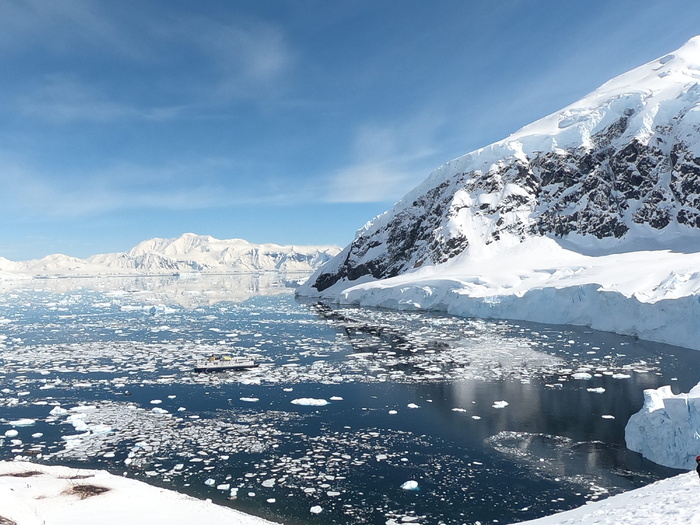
left=0, top=233, right=340, bottom=277
left=299, top=36, right=700, bottom=351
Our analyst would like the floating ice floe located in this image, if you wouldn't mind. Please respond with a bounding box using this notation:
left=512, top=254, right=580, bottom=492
left=407, top=403, right=420, bottom=409
left=492, top=401, right=509, bottom=409
left=400, top=480, right=419, bottom=491
left=9, top=418, right=36, bottom=427
left=572, top=372, right=593, bottom=380
left=4, top=429, right=18, bottom=437
left=240, top=397, right=260, bottom=403
left=310, top=505, right=323, bottom=514
left=588, top=387, right=606, bottom=393
left=291, top=398, right=329, bottom=406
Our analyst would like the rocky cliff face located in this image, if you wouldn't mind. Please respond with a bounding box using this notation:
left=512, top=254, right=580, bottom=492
left=308, top=37, right=700, bottom=293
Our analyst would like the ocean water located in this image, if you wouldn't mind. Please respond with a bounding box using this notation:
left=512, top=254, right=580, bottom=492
left=0, top=274, right=695, bottom=525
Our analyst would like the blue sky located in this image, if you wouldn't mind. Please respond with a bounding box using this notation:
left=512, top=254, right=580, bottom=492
left=3, top=0, right=700, bottom=260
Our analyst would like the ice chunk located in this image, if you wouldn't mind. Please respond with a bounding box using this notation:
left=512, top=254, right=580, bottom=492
left=612, top=373, right=631, bottom=379
left=400, top=480, right=419, bottom=491
left=492, top=401, right=509, bottom=409
left=310, top=505, right=323, bottom=514
left=291, top=398, right=329, bottom=406
left=625, top=382, right=700, bottom=469
left=9, top=418, right=36, bottom=427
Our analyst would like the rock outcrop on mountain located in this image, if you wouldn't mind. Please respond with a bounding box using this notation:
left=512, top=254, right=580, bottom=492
left=0, top=233, right=340, bottom=277
left=305, top=37, right=700, bottom=294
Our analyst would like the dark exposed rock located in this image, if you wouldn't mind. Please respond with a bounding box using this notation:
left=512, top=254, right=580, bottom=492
left=310, top=100, right=700, bottom=293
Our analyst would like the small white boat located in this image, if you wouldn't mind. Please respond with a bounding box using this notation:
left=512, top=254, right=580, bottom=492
left=194, top=355, right=258, bottom=373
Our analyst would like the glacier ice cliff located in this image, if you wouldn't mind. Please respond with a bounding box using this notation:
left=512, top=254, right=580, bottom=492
left=625, top=383, right=700, bottom=469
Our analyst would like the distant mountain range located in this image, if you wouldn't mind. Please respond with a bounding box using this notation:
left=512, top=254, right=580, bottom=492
left=0, top=233, right=341, bottom=278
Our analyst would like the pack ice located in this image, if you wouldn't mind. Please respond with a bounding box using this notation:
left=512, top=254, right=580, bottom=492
left=625, top=382, right=700, bottom=469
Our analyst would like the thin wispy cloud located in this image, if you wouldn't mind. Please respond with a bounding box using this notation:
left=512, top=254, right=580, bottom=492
left=0, top=153, right=315, bottom=220
left=0, top=0, right=144, bottom=59
left=324, top=114, right=445, bottom=203
left=2, top=3, right=296, bottom=122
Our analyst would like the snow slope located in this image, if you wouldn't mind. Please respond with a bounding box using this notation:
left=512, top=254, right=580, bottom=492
left=0, top=233, right=340, bottom=277
left=0, top=461, right=278, bottom=525
left=514, top=471, right=700, bottom=525
left=299, top=36, right=700, bottom=351
left=625, top=382, right=700, bottom=469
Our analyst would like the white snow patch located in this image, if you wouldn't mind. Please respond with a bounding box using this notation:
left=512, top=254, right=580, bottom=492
left=0, top=461, right=278, bottom=525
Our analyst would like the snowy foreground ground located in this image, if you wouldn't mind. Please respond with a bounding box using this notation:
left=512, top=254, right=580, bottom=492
left=0, top=461, right=279, bottom=525
left=2, top=460, right=698, bottom=525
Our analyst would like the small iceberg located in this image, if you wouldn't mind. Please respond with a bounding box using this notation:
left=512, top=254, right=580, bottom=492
left=400, top=480, right=419, bottom=491
left=9, top=418, right=36, bottom=427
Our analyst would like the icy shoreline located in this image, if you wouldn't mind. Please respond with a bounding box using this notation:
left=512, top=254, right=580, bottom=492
left=2, top=460, right=695, bottom=525
left=299, top=237, right=700, bottom=352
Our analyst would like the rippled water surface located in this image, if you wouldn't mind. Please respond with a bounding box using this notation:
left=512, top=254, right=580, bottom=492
left=1, top=274, right=696, bottom=524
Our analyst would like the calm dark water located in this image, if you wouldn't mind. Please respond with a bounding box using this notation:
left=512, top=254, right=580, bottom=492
left=0, top=275, right=695, bottom=524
